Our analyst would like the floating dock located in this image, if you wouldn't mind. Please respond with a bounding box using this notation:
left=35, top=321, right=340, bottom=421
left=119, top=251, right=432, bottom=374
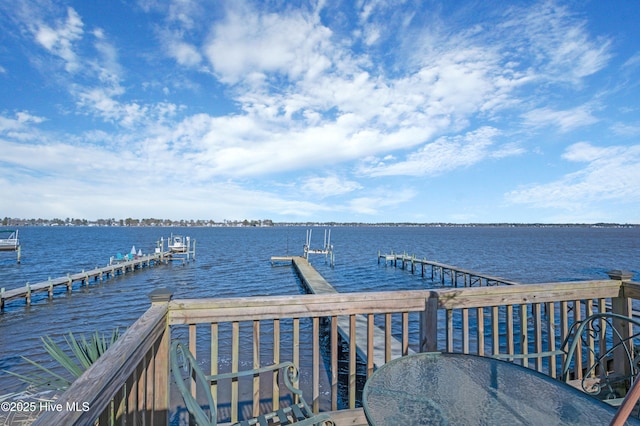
left=272, top=255, right=414, bottom=368
left=378, top=251, right=521, bottom=286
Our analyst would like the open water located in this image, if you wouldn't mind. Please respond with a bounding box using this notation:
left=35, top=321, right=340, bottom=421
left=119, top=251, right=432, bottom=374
left=0, top=225, right=639, bottom=396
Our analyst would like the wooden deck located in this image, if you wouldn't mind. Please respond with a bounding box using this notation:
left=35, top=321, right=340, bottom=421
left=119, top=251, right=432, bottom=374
left=32, top=262, right=640, bottom=425
left=0, top=252, right=166, bottom=310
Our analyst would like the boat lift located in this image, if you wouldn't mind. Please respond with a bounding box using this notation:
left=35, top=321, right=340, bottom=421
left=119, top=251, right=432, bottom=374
left=303, top=228, right=335, bottom=267
left=0, top=229, right=21, bottom=263
left=158, top=234, right=196, bottom=263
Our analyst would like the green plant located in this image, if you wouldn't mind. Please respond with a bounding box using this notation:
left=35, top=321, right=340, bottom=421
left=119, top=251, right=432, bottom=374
left=4, top=328, right=121, bottom=391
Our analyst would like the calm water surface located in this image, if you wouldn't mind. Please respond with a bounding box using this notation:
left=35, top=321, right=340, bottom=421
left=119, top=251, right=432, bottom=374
left=0, top=225, right=639, bottom=395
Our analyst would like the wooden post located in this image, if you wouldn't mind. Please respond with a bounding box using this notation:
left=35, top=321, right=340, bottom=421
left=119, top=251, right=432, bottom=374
left=48, top=277, right=53, bottom=299
left=421, top=292, right=439, bottom=352
left=608, top=270, right=634, bottom=383
left=1, top=287, right=4, bottom=310
left=148, top=287, right=173, bottom=425
left=25, top=282, right=31, bottom=305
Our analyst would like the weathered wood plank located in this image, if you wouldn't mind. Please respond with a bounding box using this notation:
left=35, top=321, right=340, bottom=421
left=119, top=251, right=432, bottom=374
left=33, top=303, right=169, bottom=425
left=433, top=280, right=621, bottom=309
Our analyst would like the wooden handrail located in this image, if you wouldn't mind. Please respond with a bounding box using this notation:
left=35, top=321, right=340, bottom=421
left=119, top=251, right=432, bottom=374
left=432, top=280, right=621, bottom=309
left=33, top=302, right=169, bottom=425
left=168, top=290, right=431, bottom=324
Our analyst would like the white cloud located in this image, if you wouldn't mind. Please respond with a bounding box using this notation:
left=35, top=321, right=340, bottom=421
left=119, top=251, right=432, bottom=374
left=169, top=41, right=202, bottom=67
left=522, top=105, right=599, bottom=132
left=301, top=175, right=362, bottom=198
left=34, top=7, right=84, bottom=73
left=506, top=142, right=640, bottom=209
left=204, top=6, right=332, bottom=85
left=358, top=127, right=507, bottom=177
left=347, top=188, right=416, bottom=215
left=500, top=1, right=611, bottom=85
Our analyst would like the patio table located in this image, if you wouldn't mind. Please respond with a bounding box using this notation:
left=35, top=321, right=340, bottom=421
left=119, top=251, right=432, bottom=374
left=362, top=352, right=640, bottom=425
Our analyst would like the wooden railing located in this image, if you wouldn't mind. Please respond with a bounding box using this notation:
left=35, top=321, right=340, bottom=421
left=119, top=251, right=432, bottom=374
left=423, top=279, right=630, bottom=379
left=35, top=278, right=639, bottom=425
left=32, top=299, right=170, bottom=425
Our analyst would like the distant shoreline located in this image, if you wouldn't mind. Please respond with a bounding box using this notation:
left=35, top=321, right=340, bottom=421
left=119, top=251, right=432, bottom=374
left=2, top=219, right=639, bottom=228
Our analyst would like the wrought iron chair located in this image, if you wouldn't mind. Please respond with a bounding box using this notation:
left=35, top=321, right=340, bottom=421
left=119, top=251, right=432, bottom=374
left=495, top=312, right=640, bottom=407
left=171, top=340, right=334, bottom=426
left=560, top=312, right=640, bottom=404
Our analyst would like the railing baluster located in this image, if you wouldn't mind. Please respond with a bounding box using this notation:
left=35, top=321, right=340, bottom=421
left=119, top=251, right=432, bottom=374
left=462, top=308, right=469, bottom=354
left=585, top=299, right=595, bottom=378
left=573, top=300, right=583, bottom=379
left=384, top=313, right=391, bottom=362
left=533, top=303, right=542, bottom=372
left=402, top=311, right=409, bottom=356
left=231, top=321, right=239, bottom=422
left=491, top=306, right=499, bottom=356
left=331, top=316, right=338, bottom=411
left=189, top=324, right=197, bottom=397
left=273, top=318, right=280, bottom=411
left=520, top=304, right=528, bottom=368
left=312, top=317, right=320, bottom=413
left=446, top=309, right=454, bottom=352
left=477, top=307, right=485, bottom=356
left=506, top=305, right=514, bottom=358
left=367, top=314, right=374, bottom=377
left=253, top=320, right=260, bottom=416
left=560, top=300, right=569, bottom=378
left=210, top=322, right=218, bottom=414
left=349, top=314, right=357, bottom=409
left=125, top=372, right=136, bottom=425
left=547, top=302, right=556, bottom=378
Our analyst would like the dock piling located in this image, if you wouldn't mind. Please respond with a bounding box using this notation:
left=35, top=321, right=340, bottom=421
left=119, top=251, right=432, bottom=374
left=0, top=251, right=167, bottom=312
left=378, top=251, right=521, bottom=287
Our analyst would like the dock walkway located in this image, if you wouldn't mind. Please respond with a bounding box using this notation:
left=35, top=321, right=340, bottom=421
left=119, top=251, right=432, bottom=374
left=1, top=252, right=165, bottom=310
left=273, top=256, right=414, bottom=368
left=378, top=251, right=521, bottom=287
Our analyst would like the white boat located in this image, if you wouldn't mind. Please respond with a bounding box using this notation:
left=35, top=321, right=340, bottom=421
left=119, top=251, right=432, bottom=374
left=0, top=229, right=20, bottom=251
left=168, top=234, right=189, bottom=253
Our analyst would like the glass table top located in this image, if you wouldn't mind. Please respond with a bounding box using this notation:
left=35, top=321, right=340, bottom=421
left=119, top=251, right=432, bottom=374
left=362, top=352, right=640, bottom=426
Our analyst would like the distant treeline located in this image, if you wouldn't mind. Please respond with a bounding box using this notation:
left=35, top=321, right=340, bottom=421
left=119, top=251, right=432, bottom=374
left=2, top=217, right=638, bottom=228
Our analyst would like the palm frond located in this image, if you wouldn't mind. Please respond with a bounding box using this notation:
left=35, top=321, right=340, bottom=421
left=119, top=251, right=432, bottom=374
left=2, top=328, right=122, bottom=392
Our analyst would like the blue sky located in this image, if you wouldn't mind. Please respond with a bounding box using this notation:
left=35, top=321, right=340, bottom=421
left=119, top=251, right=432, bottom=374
left=1, top=0, right=639, bottom=223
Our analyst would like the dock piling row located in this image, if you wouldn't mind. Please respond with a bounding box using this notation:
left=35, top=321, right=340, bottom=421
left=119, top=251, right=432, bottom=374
left=0, top=252, right=165, bottom=311
left=378, top=251, right=521, bottom=287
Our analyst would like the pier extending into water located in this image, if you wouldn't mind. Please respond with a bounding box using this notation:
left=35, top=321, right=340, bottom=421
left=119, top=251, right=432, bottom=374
left=1, top=253, right=164, bottom=311
left=272, top=256, right=414, bottom=370
left=1, top=234, right=197, bottom=312
left=378, top=251, right=521, bottom=286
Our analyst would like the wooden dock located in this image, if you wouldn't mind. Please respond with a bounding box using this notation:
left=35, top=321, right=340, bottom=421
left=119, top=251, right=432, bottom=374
left=272, top=256, right=414, bottom=368
left=378, top=251, right=521, bottom=286
left=1, top=252, right=165, bottom=311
